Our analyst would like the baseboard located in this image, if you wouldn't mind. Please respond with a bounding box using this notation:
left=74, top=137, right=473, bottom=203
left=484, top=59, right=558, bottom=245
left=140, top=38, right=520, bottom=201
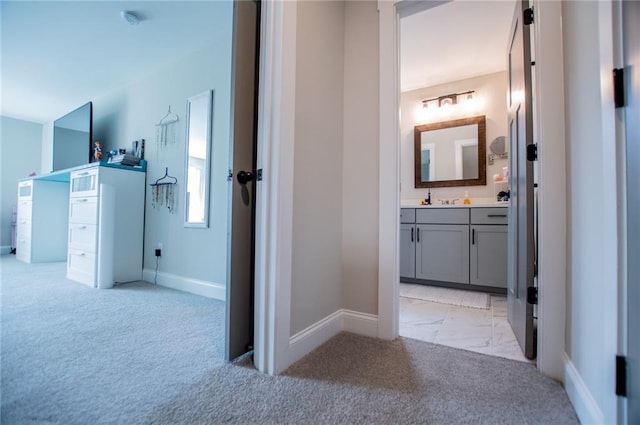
left=563, top=352, right=604, bottom=424
left=142, top=268, right=225, bottom=301
left=342, top=309, right=379, bottom=337
left=0, top=246, right=12, bottom=255
left=288, top=309, right=379, bottom=367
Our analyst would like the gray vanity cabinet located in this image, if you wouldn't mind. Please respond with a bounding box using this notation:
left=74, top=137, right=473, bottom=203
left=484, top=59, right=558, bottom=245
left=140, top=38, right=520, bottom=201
left=416, top=224, right=470, bottom=283
left=400, top=206, right=508, bottom=292
left=400, top=224, right=416, bottom=278
left=400, top=208, right=417, bottom=279
left=470, top=208, right=508, bottom=288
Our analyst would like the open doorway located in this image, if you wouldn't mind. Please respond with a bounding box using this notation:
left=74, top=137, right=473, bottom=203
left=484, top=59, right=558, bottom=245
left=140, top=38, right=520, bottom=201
left=396, top=0, right=532, bottom=362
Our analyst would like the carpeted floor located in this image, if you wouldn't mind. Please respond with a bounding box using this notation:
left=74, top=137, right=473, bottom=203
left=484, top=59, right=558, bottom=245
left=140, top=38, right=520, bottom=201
left=1, top=256, right=579, bottom=424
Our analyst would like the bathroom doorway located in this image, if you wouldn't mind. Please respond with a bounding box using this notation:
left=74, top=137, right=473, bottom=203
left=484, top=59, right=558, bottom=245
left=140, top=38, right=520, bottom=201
left=396, top=0, right=531, bottom=363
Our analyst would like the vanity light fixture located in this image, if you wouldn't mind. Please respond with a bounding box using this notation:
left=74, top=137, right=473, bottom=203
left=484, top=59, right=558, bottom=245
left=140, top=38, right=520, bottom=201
left=421, top=90, right=475, bottom=108
left=121, top=10, right=141, bottom=26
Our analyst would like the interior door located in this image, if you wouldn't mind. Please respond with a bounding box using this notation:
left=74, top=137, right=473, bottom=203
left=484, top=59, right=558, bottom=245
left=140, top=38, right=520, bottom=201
left=506, top=0, right=536, bottom=359
left=624, top=0, right=640, bottom=420
left=226, top=0, right=260, bottom=362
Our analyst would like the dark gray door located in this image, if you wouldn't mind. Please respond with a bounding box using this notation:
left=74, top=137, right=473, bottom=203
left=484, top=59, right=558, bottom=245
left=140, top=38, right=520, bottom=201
left=226, top=0, right=259, bottom=361
left=624, top=0, right=640, bottom=420
left=506, top=0, right=535, bottom=359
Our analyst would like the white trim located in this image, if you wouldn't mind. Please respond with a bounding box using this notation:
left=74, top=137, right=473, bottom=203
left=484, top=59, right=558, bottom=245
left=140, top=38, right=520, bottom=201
left=289, top=309, right=380, bottom=366
left=142, top=268, right=225, bottom=300
left=289, top=310, right=343, bottom=366
left=563, top=353, right=605, bottom=425
left=377, top=0, right=401, bottom=341
left=253, top=0, right=297, bottom=375
left=531, top=0, right=567, bottom=381
left=343, top=309, right=379, bottom=337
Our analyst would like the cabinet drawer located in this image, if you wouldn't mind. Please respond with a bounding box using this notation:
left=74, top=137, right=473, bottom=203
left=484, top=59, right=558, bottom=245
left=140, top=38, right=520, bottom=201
left=69, top=197, right=98, bottom=224
left=70, top=168, right=99, bottom=197
left=400, top=208, right=415, bottom=223
left=416, top=208, right=469, bottom=224
left=470, top=208, right=508, bottom=225
left=67, top=249, right=96, bottom=286
left=17, top=180, right=33, bottom=200
left=68, top=223, right=97, bottom=252
left=16, top=200, right=33, bottom=222
left=16, top=238, right=31, bottom=263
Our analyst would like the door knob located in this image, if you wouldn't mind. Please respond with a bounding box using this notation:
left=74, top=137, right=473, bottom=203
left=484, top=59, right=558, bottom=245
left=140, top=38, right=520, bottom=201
left=236, top=170, right=254, bottom=185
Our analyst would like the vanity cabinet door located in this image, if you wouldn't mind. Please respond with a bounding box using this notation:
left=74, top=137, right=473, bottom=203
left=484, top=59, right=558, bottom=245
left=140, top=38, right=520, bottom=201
left=415, top=224, right=469, bottom=284
left=470, top=225, right=508, bottom=288
left=400, top=224, right=416, bottom=279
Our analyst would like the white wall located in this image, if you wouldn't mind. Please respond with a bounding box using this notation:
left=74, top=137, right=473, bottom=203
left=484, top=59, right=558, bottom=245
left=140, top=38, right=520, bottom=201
left=291, top=0, right=345, bottom=336
left=0, top=116, right=43, bottom=253
left=400, top=72, right=508, bottom=203
left=562, top=1, right=618, bottom=423
left=92, top=31, right=233, bottom=293
left=342, top=0, right=380, bottom=316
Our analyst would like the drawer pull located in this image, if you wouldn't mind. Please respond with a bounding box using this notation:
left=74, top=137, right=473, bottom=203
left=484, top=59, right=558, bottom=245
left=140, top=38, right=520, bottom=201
left=78, top=252, right=86, bottom=257
left=79, top=225, right=87, bottom=230
left=78, top=172, right=90, bottom=176
left=77, top=198, right=89, bottom=203
left=487, top=214, right=507, bottom=218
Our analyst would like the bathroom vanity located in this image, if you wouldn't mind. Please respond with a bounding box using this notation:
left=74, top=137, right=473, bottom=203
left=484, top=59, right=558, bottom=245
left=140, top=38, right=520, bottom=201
left=400, top=205, right=508, bottom=293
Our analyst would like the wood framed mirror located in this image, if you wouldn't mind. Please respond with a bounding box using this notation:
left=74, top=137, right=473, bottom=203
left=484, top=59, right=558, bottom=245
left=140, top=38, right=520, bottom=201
left=414, top=115, right=486, bottom=188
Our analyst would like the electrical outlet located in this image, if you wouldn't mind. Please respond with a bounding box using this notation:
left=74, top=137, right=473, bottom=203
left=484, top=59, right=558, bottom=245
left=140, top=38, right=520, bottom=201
left=155, top=249, right=162, bottom=257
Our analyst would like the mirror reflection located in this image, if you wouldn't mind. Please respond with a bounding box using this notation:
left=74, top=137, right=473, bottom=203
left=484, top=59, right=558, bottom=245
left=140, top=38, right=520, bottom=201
left=184, top=90, right=213, bottom=228
left=414, top=115, right=486, bottom=188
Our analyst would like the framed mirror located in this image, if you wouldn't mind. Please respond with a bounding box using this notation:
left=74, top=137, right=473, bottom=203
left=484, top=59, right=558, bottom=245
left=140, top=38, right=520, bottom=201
left=184, top=89, right=213, bottom=228
left=414, top=115, right=486, bottom=188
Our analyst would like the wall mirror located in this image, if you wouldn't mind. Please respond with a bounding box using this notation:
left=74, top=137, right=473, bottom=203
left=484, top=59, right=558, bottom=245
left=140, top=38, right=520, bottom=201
left=184, top=89, right=213, bottom=228
left=414, top=115, right=486, bottom=188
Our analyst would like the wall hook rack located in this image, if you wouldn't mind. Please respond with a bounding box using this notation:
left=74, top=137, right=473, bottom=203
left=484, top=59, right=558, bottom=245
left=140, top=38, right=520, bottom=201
left=149, top=167, right=177, bottom=213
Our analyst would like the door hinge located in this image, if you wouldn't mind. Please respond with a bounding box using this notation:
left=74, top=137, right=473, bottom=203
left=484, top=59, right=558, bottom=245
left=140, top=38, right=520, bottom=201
left=527, top=144, right=538, bottom=161
left=256, top=168, right=263, bottom=181
left=527, top=286, right=538, bottom=305
left=524, top=7, right=534, bottom=25
left=614, top=68, right=625, bottom=108
left=616, top=355, right=628, bottom=397
left=227, top=169, right=233, bottom=182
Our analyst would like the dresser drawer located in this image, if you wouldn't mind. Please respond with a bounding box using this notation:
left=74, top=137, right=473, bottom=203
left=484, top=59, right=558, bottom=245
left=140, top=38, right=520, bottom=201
left=400, top=208, right=416, bottom=224
left=15, top=235, right=32, bottom=263
left=68, top=223, right=97, bottom=252
left=16, top=200, right=32, bottom=222
left=69, top=197, right=98, bottom=224
left=67, top=249, right=96, bottom=286
left=416, top=208, right=469, bottom=224
left=17, top=180, right=33, bottom=200
left=70, top=168, right=99, bottom=198
left=470, top=208, right=508, bottom=225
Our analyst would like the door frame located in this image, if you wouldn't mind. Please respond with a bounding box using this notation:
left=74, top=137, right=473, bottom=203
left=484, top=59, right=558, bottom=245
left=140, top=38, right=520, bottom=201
left=377, top=0, right=567, bottom=379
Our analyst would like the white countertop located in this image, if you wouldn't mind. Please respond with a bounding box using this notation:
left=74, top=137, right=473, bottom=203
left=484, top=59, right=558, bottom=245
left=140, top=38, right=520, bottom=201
left=401, top=201, right=508, bottom=209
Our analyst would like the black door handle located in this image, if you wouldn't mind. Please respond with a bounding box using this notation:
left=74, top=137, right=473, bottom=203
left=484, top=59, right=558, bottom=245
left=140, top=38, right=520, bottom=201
left=236, top=170, right=254, bottom=185
left=411, top=227, right=414, bottom=242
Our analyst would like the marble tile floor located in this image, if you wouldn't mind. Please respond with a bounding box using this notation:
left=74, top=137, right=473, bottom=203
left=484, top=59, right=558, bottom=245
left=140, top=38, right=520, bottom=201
left=400, top=290, right=534, bottom=363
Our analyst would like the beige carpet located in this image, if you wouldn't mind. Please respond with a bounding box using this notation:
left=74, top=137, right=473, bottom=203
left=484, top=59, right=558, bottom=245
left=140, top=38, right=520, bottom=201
left=400, top=283, right=491, bottom=309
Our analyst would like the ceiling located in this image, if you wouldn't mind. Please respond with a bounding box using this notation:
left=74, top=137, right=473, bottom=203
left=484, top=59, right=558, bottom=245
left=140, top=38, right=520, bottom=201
left=1, top=1, right=515, bottom=124
left=0, top=1, right=229, bottom=124
left=400, top=0, right=516, bottom=92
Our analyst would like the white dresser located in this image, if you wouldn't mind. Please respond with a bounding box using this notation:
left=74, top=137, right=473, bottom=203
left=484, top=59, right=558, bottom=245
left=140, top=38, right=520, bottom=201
left=67, top=165, right=146, bottom=288
left=16, top=179, right=69, bottom=263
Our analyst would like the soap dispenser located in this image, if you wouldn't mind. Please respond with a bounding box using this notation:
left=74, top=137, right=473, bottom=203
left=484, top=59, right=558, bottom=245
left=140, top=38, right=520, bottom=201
left=463, top=191, right=471, bottom=205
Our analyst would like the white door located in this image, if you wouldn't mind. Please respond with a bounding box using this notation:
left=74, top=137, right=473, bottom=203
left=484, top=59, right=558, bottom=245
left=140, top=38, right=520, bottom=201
left=623, top=0, right=640, bottom=419
left=506, top=0, right=536, bottom=360
left=226, top=0, right=259, bottom=362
